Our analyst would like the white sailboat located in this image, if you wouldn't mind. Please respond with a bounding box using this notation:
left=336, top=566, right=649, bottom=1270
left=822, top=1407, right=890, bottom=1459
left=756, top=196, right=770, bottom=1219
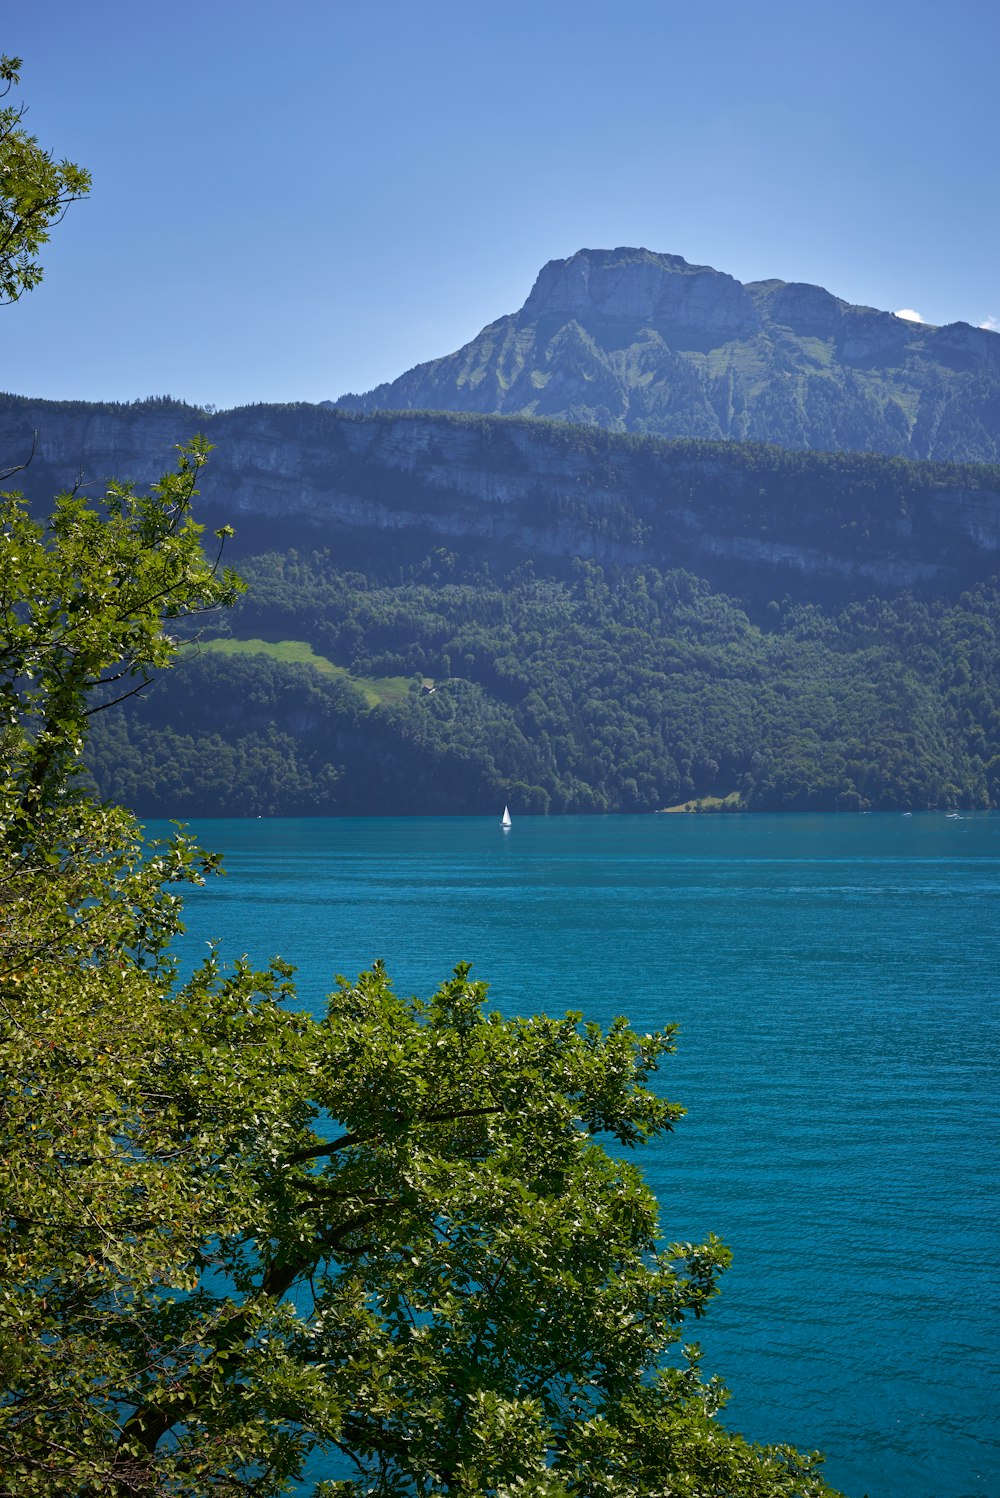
left=500, top=805, right=512, bottom=829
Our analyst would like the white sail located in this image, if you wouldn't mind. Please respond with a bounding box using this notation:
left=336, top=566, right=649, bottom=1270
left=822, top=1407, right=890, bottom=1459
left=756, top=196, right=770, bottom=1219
left=501, top=805, right=512, bottom=828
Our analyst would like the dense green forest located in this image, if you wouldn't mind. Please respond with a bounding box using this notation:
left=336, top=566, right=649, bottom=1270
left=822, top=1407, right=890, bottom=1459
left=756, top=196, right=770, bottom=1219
left=87, top=548, right=1000, bottom=816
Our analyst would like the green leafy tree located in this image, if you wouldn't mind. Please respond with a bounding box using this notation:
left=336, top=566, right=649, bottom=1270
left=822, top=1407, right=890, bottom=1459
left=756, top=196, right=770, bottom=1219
left=0, top=60, right=843, bottom=1498
left=0, top=460, right=843, bottom=1498
left=0, top=56, right=91, bottom=304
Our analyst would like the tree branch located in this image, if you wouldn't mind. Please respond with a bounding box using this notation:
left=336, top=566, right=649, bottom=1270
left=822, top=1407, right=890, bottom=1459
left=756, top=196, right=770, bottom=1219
left=112, top=1207, right=381, bottom=1469
left=285, top=1105, right=502, bottom=1165
left=0, top=428, right=36, bottom=483
left=81, top=673, right=154, bottom=717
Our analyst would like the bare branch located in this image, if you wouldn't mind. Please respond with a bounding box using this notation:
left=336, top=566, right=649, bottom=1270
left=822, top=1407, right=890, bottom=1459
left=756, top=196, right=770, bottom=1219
left=81, top=674, right=154, bottom=717
left=0, top=429, right=37, bottom=484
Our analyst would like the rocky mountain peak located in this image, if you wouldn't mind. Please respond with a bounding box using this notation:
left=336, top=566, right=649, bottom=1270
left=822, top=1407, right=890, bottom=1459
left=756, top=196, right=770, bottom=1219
left=332, top=247, right=1000, bottom=463
left=519, top=246, right=759, bottom=337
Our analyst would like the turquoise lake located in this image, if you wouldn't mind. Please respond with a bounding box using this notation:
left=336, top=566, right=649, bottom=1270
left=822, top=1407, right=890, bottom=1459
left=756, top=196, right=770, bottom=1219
left=163, top=811, right=1000, bottom=1498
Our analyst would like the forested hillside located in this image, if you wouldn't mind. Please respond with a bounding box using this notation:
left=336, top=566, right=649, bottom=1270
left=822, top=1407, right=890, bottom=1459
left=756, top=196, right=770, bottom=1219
left=7, top=393, right=996, bottom=816
left=87, top=551, right=1000, bottom=816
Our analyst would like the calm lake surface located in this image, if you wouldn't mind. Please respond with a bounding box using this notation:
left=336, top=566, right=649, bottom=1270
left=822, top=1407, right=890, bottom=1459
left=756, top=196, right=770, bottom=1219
left=162, top=812, right=999, bottom=1498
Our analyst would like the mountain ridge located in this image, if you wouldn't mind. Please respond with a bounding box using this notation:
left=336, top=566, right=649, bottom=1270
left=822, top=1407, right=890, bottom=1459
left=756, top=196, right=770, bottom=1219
left=2, top=395, right=998, bottom=604
left=332, top=247, right=1000, bottom=463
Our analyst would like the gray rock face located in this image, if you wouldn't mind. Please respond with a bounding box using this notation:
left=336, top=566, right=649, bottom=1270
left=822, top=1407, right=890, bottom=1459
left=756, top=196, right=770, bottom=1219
left=748, top=280, right=845, bottom=337
left=333, top=247, right=1000, bottom=463
left=4, top=397, right=998, bottom=599
left=838, top=306, right=919, bottom=363
left=521, top=248, right=759, bottom=337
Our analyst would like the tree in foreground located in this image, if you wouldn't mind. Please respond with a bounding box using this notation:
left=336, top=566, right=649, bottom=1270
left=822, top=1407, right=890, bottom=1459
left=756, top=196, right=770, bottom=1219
left=0, top=55, right=91, bottom=304
left=0, top=57, right=842, bottom=1498
left=0, top=453, right=842, bottom=1497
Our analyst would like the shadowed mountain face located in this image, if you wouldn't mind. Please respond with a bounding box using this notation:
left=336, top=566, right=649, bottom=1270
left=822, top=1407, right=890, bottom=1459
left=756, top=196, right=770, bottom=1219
left=332, top=248, right=1000, bottom=463
left=3, top=396, right=999, bottom=604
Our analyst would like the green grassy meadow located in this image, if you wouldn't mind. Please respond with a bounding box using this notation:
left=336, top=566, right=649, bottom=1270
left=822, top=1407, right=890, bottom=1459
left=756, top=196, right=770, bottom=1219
left=186, top=637, right=414, bottom=708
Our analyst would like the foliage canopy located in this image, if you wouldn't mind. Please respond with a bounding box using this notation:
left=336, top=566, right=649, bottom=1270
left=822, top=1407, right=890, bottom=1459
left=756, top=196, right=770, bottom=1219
left=1, top=58, right=844, bottom=1497
left=1, top=456, right=843, bottom=1494
left=0, top=57, right=91, bottom=304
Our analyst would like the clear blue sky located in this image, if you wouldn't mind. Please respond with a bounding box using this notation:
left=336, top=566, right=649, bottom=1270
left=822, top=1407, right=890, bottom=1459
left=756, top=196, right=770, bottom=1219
left=3, top=0, right=998, bottom=410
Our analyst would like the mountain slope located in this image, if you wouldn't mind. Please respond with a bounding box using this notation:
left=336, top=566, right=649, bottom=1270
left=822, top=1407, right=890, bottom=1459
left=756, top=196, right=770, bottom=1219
left=333, top=248, right=1000, bottom=463
left=6, top=393, right=998, bottom=815
left=87, top=559, right=1000, bottom=817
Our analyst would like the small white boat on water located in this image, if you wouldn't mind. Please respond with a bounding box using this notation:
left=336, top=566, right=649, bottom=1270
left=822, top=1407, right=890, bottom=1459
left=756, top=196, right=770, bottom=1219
left=501, top=805, right=512, bottom=829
